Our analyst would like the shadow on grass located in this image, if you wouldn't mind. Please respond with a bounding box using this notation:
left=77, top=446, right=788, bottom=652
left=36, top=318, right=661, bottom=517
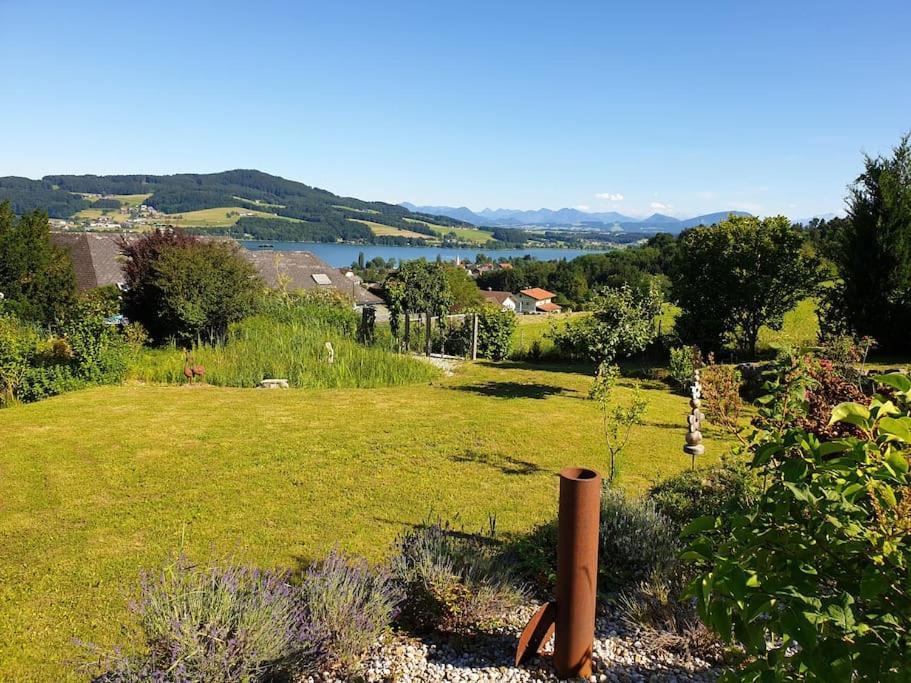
left=482, top=359, right=594, bottom=376
left=451, top=449, right=545, bottom=476
left=451, top=381, right=567, bottom=400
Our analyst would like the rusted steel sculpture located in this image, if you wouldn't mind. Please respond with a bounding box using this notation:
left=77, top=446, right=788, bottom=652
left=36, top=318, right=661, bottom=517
left=516, top=466, right=601, bottom=679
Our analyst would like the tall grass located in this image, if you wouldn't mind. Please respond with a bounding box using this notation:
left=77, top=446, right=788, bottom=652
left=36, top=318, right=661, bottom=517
left=129, top=294, right=439, bottom=389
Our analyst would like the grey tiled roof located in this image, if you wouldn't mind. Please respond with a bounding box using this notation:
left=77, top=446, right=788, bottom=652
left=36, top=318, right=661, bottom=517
left=243, top=250, right=382, bottom=306
left=51, top=233, right=130, bottom=289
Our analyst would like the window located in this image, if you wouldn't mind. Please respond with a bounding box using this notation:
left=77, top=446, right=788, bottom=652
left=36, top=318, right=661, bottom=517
left=311, top=273, right=332, bottom=285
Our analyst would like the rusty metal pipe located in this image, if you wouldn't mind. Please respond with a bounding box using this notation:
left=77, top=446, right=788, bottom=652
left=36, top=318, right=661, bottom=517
left=553, top=466, right=601, bottom=679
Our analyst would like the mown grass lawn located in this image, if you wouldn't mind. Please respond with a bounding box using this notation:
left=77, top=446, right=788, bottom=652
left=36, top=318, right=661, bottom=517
left=0, top=360, right=729, bottom=680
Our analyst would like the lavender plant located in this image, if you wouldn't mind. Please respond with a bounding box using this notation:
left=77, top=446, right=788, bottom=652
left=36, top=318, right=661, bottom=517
left=302, top=549, right=402, bottom=675
left=86, top=557, right=321, bottom=682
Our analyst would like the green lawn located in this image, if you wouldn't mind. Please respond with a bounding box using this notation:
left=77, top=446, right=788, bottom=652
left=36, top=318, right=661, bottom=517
left=161, top=206, right=293, bottom=228
left=0, top=360, right=727, bottom=680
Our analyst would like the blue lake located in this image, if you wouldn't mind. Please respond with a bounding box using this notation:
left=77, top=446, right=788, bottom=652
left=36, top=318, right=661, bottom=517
left=239, top=241, right=610, bottom=267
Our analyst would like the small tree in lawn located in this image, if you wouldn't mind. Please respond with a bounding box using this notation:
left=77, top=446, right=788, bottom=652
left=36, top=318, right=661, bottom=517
left=549, top=284, right=663, bottom=363
left=589, top=362, right=649, bottom=484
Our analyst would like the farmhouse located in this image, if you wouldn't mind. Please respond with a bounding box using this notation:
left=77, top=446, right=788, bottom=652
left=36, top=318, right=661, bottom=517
left=51, top=233, right=381, bottom=308
left=517, top=287, right=561, bottom=314
left=479, top=289, right=518, bottom=311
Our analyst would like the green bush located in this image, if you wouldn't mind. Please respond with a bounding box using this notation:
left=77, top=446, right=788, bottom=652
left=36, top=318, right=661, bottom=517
left=648, top=458, right=757, bottom=530
left=510, top=486, right=679, bottom=596
left=392, top=518, right=524, bottom=636
left=548, top=284, right=662, bottom=363
left=667, top=345, right=698, bottom=392
left=685, top=364, right=911, bottom=681
left=0, top=303, right=128, bottom=407
left=600, top=487, right=679, bottom=591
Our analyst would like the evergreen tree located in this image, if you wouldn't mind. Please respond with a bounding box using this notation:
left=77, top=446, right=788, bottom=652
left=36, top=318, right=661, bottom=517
left=0, top=201, right=76, bottom=324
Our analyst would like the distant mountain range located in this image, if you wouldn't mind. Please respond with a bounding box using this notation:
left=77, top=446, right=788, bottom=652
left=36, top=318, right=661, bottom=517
left=400, top=203, right=751, bottom=233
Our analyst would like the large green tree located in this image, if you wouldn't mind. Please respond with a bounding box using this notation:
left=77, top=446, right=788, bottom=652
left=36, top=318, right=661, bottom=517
left=826, top=134, right=911, bottom=351
left=0, top=201, right=76, bottom=324
left=120, top=230, right=262, bottom=344
left=672, top=214, right=822, bottom=357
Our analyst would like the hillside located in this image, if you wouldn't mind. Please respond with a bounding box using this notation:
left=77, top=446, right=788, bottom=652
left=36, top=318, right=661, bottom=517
left=0, top=170, right=487, bottom=244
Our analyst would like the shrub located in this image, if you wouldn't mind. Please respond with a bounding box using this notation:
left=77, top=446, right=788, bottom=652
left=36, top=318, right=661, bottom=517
left=392, top=518, right=524, bottom=636
left=797, top=356, right=867, bottom=439
left=589, top=363, right=649, bottom=483
left=548, top=284, right=663, bottom=363
left=87, top=557, right=320, bottom=682
left=600, top=487, right=679, bottom=591
left=648, top=458, right=757, bottom=530
left=121, top=230, right=262, bottom=344
left=668, top=345, right=698, bottom=392
left=449, top=307, right=518, bottom=360
left=685, top=366, right=911, bottom=681
left=511, top=487, right=679, bottom=596
left=302, top=549, right=402, bottom=675
left=617, top=566, right=718, bottom=657
left=0, top=315, right=40, bottom=405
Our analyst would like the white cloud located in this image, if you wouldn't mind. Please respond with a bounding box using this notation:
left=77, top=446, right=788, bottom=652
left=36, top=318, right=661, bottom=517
left=595, top=192, right=624, bottom=201
left=575, top=204, right=591, bottom=211
left=649, top=201, right=672, bottom=211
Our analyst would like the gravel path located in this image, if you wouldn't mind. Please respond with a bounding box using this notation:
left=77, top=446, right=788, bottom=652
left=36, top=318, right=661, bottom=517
left=305, top=606, right=722, bottom=682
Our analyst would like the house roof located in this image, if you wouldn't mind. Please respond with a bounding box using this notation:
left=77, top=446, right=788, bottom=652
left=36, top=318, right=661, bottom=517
left=243, top=250, right=382, bottom=306
left=536, top=301, right=562, bottom=313
left=519, top=287, right=556, bottom=300
left=51, top=233, right=132, bottom=290
left=480, top=290, right=515, bottom=306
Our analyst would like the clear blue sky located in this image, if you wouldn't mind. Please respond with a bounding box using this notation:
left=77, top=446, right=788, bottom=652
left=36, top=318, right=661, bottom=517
left=1, top=0, right=909, bottom=219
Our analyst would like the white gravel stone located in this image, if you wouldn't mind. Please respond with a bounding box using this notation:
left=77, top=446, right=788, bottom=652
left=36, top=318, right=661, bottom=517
left=311, top=604, right=722, bottom=682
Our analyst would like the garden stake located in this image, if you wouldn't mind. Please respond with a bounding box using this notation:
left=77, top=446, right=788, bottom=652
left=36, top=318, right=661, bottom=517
left=516, top=466, right=601, bottom=679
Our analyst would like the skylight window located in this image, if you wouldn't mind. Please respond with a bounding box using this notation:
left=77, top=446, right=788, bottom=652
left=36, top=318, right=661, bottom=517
left=312, top=273, right=332, bottom=285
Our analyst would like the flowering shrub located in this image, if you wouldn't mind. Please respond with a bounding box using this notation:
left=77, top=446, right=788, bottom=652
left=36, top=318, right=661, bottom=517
left=685, top=365, right=911, bottom=681
left=303, top=549, right=402, bottom=674
left=87, top=558, right=319, bottom=682
left=392, top=518, right=524, bottom=635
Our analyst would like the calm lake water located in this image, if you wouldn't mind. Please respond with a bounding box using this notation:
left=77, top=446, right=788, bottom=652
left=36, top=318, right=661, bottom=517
left=239, top=241, right=609, bottom=267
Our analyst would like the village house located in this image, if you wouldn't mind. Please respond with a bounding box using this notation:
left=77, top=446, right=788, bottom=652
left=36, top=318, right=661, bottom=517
left=517, top=287, right=561, bottom=314
left=479, top=289, right=518, bottom=312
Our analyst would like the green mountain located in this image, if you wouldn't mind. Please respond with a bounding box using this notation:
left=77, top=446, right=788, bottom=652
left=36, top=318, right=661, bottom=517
left=0, top=170, right=476, bottom=244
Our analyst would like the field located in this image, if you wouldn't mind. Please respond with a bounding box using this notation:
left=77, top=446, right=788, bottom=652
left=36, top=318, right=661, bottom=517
left=351, top=218, right=432, bottom=239
left=403, top=217, right=497, bottom=244
left=0, top=360, right=728, bottom=680
left=161, top=206, right=292, bottom=228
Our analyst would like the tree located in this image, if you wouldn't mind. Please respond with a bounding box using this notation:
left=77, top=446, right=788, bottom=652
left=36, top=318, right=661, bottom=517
left=672, top=214, right=822, bottom=358
left=384, top=260, right=452, bottom=354
left=549, top=284, right=663, bottom=363
left=443, top=264, right=483, bottom=312
left=0, top=201, right=76, bottom=324
left=825, top=134, right=911, bottom=352
left=588, top=362, right=648, bottom=484
left=120, top=230, right=262, bottom=344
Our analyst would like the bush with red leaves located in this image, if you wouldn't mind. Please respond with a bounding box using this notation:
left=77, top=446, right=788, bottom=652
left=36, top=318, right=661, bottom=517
left=797, top=358, right=866, bottom=439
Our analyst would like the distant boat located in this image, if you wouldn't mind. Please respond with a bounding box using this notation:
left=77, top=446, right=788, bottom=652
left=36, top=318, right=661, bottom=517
left=256, top=243, right=274, bottom=249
